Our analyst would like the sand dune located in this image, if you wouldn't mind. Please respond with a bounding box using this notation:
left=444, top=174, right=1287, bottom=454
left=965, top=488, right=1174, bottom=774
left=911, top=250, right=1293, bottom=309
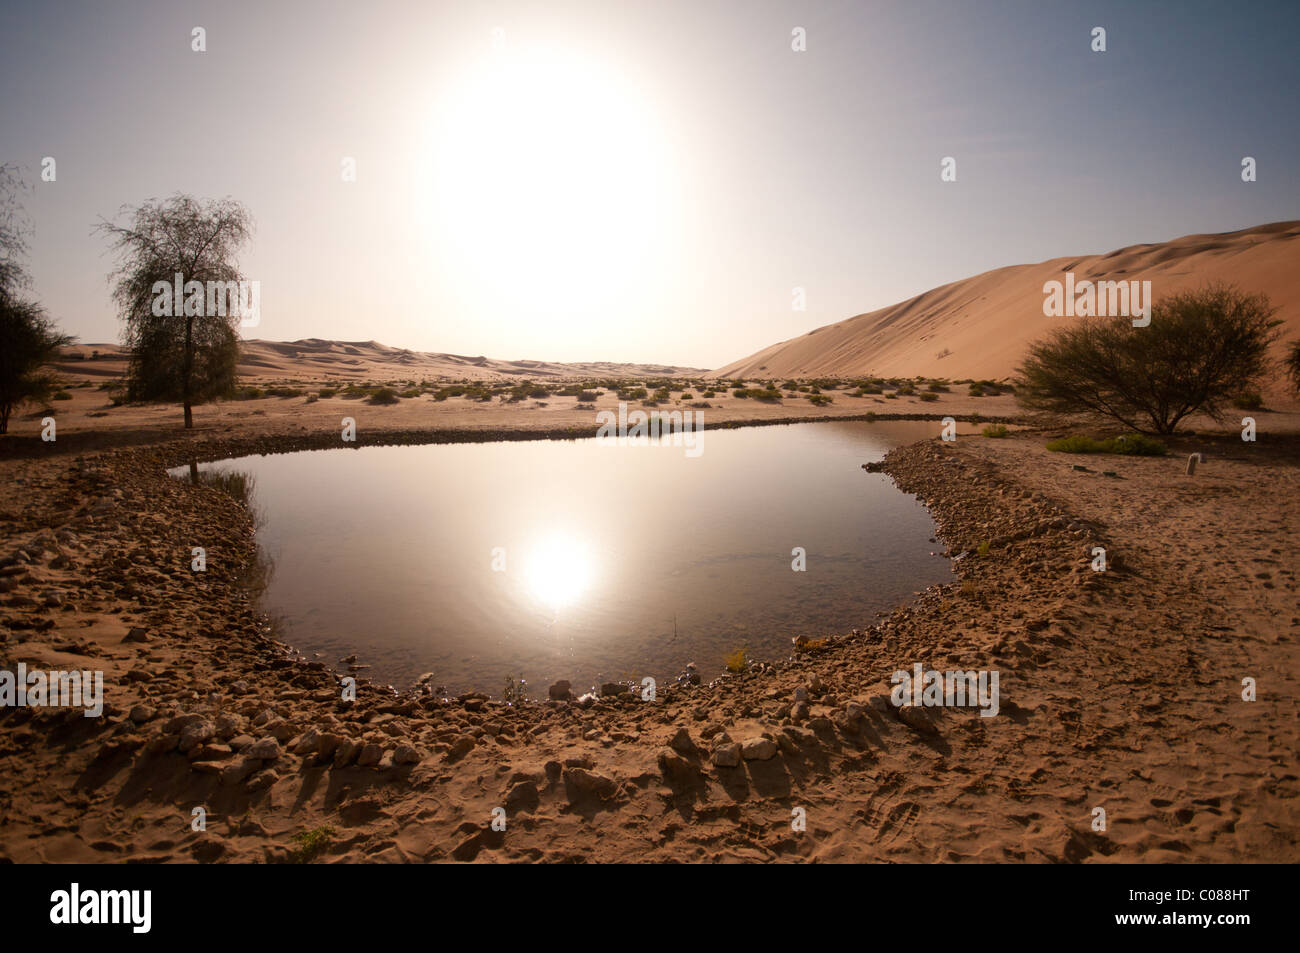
left=715, top=221, right=1300, bottom=382
left=55, top=338, right=707, bottom=383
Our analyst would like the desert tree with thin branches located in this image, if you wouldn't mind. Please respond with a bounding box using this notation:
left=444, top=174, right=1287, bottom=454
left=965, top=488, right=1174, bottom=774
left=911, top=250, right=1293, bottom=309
left=1016, top=283, right=1282, bottom=435
left=0, top=164, right=74, bottom=434
left=96, top=194, right=253, bottom=428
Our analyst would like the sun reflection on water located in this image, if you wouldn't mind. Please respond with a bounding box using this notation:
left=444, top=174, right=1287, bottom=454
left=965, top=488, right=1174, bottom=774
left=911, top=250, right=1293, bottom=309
left=523, top=532, right=595, bottom=610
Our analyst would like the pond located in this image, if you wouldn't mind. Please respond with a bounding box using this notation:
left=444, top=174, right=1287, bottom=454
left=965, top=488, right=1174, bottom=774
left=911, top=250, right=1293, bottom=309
left=175, top=419, right=961, bottom=696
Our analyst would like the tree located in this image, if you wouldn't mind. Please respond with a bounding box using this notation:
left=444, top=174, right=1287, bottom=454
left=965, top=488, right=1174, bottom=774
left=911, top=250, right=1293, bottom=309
left=96, top=195, right=253, bottom=428
left=1016, top=283, right=1282, bottom=435
left=0, top=165, right=73, bottom=434
left=0, top=301, right=72, bottom=434
left=1286, top=340, right=1300, bottom=395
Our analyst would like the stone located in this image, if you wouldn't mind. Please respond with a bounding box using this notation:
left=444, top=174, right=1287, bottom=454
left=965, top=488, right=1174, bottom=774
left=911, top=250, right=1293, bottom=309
left=221, top=758, right=257, bottom=785
left=122, top=627, right=149, bottom=643
left=445, top=735, right=475, bottom=762
left=333, top=739, right=360, bottom=767
left=393, top=744, right=422, bottom=765
left=563, top=766, right=618, bottom=800
left=657, top=748, right=702, bottom=785
left=246, top=737, right=281, bottom=761
left=128, top=704, right=155, bottom=724
left=316, top=733, right=343, bottom=759
left=245, top=769, right=278, bottom=792
left=292, top=728, right=321, bottom=755
left=712, top=742, right=742, bottom=767
left=177, top=719, right=215, bottom=752
left=505, top=780, right=540, bottom=811
left=741, top=738, right=777, bottom=761
left=600, top=681, right=628, bottom=697
left=897, top=705, right=941, bottom=736
left=668, top=727, right=696, bottom=755
left=548, top=679, right=572, bottom=701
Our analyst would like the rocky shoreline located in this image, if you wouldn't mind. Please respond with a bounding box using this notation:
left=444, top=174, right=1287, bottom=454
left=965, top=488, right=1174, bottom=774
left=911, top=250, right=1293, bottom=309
left=1, top=424, right=1294, bottom=862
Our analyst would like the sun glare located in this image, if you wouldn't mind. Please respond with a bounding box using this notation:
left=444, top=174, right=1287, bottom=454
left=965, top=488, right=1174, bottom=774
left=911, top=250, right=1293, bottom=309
left=523, top=533, right=595, bottom=610
left=427, top=43, right=676, bottom=326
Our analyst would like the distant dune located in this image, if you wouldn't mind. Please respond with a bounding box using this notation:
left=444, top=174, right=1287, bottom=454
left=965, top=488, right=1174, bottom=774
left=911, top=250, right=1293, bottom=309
left=714, top=221, right=1300, bottom=382
left=55, top=338, right=708, bottom=382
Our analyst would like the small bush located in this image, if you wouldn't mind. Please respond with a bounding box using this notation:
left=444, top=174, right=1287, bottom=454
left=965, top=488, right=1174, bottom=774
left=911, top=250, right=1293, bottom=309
left=919, top=392, right=939, bottom=402
left=976, top=540, right=990, bottom=557
left=808, top=394, right=832, bottom=406
left=318, top=387, right=337, bottom=398
left=52, top=390, right=72, bottom=400
left=724, top=647, right=747, bottom=673
left=368, top=387, right=400, bottom=405
left=1046, top=433, right=1168, bottom=456
left=1231, top=391, right=1263, bottom=410
left=968, top=383, right=984, bottom=397
left=982, top=423, right=1008, bottom=438
left=289, top=826, right=335, bottom=864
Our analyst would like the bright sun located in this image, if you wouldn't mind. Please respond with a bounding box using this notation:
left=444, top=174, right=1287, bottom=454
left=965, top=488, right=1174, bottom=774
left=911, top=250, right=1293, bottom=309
left=427, top=42, right=675, bottom=323
left=523, top=533, right=595, bottom=610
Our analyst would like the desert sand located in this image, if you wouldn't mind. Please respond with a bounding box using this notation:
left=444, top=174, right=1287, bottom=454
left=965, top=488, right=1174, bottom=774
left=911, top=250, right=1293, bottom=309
left=715, top=221, right=1300, bottom=382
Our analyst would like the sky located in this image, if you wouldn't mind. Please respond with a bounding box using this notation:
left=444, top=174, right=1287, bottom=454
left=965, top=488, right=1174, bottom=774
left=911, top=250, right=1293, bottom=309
left=2, top=0, right=1297, bottom=369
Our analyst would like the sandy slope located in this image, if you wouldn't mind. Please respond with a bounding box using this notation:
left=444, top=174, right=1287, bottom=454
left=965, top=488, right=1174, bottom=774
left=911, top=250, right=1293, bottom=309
left=53, top=338, right=707, bottom=384
left=715, top=221, right=1300, bottom=383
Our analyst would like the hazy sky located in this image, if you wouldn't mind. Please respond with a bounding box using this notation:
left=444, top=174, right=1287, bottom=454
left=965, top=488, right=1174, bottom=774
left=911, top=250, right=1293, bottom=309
left=3, top=0, right=1297, bottom=368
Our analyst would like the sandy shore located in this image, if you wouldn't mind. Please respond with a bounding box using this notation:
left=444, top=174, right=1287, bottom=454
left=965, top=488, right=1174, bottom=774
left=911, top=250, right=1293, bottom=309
left=1, top=405, right=1297, bottom=862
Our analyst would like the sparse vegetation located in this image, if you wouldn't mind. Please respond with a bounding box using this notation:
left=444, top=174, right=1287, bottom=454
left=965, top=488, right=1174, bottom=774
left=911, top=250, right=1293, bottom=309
left=1045, top=433, right=1168, bottom=456
left=288, top=825, right=335, bottom=864
left=1017, top=283, right=1281, bottom=434
left=982, top=423, right=1008, bottom=438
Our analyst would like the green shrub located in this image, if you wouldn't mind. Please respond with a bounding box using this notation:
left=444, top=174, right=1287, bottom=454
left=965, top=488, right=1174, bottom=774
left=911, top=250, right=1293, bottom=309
left=808, top=394, right=832, bottom=406
left=1046, top=433, right=1168, bottom=456
left=288, top=826, right=335, bottom=864
left=919, top=392, right=939, bottom=402
left=982, top=423, right=1008, bottom=438
left=368, top=387, right=400, bottom=405
left=318, top=387, right=337, bottom=398
left=1231, top=391, right=1263, bottom=410
left=1110, top=433, right=1169, bottom=456
left=52, top=390, right=72, bottom=400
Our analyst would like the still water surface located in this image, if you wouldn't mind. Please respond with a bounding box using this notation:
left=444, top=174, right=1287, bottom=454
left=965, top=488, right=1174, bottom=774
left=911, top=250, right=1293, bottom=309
left=178, top=420, right=959, bottom=694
